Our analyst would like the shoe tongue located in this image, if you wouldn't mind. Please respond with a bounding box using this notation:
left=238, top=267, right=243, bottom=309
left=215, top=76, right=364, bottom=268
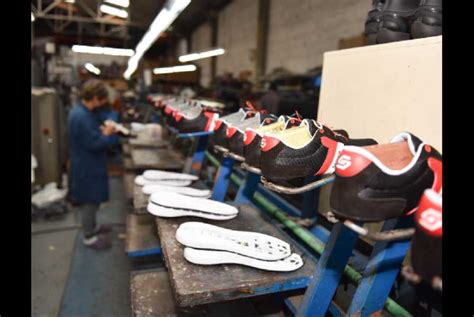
left=301, top=119, right=319, bottom=135
left=390, top=132, right=423, bottom=155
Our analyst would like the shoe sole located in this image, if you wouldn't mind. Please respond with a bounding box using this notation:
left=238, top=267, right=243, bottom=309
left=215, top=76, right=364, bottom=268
left=142, top=184, right=211, bottom=198
left=143, top=170, right=199, bottom=181
left=183, top=247, right=304, bottom=272
left=176, top=222, right=291, bottom=261
left=134, top=175, right=192, bottom=187
left=149, top=192, right=239, bottom=216
left=147, top=202, right=237, bottom=220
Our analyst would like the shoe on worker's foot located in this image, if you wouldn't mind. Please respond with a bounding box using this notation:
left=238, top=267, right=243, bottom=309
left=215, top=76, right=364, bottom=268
left=83, top=234, right=112, bottom=250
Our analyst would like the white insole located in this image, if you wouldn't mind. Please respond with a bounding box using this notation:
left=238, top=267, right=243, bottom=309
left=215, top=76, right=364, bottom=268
left=183, top=248, right=304, bottom=272
left=134, top=175, right=192, bottom=187
left=176, top=222, right=291, bottom=261
left=142, top=184, right=211, bottom=198
left=143, top=170, right=198, bottom=181
left=149, top=192, right=238, bottom=216
left=147, top=202, right=237, bottom=220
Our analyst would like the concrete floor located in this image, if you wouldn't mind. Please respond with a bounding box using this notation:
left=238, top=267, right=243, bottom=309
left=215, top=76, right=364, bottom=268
left=31, top=176, right=130, bottom=317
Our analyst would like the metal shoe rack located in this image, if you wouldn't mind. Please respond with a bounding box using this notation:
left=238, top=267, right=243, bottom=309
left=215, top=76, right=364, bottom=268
left=123, top=105, right=415, bottom=317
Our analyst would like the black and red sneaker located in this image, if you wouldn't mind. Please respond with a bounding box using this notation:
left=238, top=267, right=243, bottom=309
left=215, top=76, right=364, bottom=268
left=244, top=115, right=302, bottom=169
left=411, top=188, right=442, bottom=289
left=259, top=119, right=377, bottom=183
left=330, top=132, right=442, bottom=222
left=174, top=104, right=219, bottom=133
left=226, top=112, right=278, bottom=157
left=212, top=108, right=256, bottom=149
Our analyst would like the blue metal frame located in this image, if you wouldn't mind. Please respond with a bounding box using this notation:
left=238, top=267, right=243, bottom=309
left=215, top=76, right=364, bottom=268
left=347, top=217, right=414, bottom=317
left=234, top=171, right=261, bottom=204
left=127, top=247, right=162, bottom=258
left=210, top=156, right=236, bottom=201
left=297, top=223, right=360, bottom=317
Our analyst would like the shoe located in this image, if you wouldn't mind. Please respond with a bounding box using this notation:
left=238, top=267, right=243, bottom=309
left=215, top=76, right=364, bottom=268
left=377, top=0, right=420, bottom=43
left=226, top=112, right=278, bottom=157
left=410, top=189, right=442, bottom=289
left=212, top=107, right=258, bottom=149
left=365, top=0, right=386, bottom=44
left=410, top=0, right=442, bottom=39
left=83, top=234, right=112, bottom=250
left=174, top=104, right=219, bottom=133
left=244, top=115, right=302, bottom=169
left=330, top=132, right=442, bottom=222
left=260, top=119, right=377, bottom=183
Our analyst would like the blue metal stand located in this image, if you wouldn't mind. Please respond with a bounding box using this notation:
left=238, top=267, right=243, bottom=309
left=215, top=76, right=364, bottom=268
left=347, top=218, right=414, bottom=317
left=170, top=129, right=213, bottom=176
left=210, top=156, right=236, bottom=202
left=234, top=171, right=261, bottom=204
left=297, top=222, right=360, bottom=317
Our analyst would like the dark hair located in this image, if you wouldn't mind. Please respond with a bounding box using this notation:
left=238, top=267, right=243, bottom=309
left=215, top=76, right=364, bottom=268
left=80, top=79, right=108, bottom=101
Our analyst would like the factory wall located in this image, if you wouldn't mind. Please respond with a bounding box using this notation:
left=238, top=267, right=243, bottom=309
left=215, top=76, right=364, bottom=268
left=191, top=22, right=213, bottom=88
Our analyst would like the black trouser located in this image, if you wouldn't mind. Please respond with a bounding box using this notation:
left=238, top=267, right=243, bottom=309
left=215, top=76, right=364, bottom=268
left=77, top=203, right=99, bottom=238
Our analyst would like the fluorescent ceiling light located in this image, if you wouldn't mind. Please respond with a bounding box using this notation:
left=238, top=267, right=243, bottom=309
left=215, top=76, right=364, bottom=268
left=153, top=64, right=197, bottom=74
left=100, top=4, right=128, bottom=18
left=72, top=45, right=134, bottom=56
left=123, top=0, right=191, bottom=79
left=104, top=0, right=129, bottom=8
left=31, top=12, right=35, bottom=22
left=65, top=0, right=76, bottom=3
left=85, top=63, right=101, bottom=75
left=179, top=48, right=225, bottom=62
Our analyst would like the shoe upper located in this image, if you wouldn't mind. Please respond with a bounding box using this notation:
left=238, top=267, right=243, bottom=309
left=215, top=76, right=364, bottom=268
left=174, top=103, right=219, bottom=133
left=330, top=132, right=442, bottom=222
left=411, top=189, right=442, bottom=283
left=226, top=112, right=278, bottom=156
left=212, top=108, right=256, bottom=148
left=259, top=120, right=373, bottom=182
left=244, top=115, right=302, bottom=168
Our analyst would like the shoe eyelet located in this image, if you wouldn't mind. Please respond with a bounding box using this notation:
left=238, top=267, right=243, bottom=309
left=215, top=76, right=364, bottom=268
left=319, top=128, right=325, bottom=133
left=424, top=145, right=431, bottom=153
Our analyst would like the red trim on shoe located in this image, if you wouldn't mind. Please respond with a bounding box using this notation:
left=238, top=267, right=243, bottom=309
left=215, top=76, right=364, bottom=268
left=226, top=126, right=237, bottom=138
left=174, top=113, right=183, bottom=122
left=204, top=112, right=216, bottom=132
left=416, top=192, right=442, bottom=236
left=260, top=135, right=280, bottom=152
left=244, top=130, right=256, bottom=145
left=214, top=119, right=223, bottom=131
left=427, top=157, right=442, bottom=193
left=314, top=137, right=340, bottom=175
left=335, top=149, right=372, bottom=177
left=164, top=106, right=173, bottom=115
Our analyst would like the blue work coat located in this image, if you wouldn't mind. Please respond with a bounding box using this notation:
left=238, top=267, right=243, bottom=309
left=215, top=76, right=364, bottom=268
left=68, top=103, right=113, bottom=204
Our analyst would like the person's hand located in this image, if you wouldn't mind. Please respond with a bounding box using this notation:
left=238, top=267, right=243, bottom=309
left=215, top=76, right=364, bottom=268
left=101, top=121, right=115, bottom=136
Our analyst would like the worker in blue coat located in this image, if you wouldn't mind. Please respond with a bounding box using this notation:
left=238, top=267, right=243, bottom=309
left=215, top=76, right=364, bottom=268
left=68, top=79, right=117, bottom=249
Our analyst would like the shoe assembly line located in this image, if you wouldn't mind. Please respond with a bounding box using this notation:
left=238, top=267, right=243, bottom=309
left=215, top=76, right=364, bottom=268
left=124, top=93, right=442, bottom=316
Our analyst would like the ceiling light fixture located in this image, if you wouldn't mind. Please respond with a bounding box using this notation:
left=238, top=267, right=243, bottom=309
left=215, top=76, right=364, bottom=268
left=31, top=12, right=35, bottom=22
left=72, top=45, right=134, bottom=56
left=178, top=48, right=225, bottom=62
left=85, top=63, right=101, bottom=75
left=123, top=0, right=191, bottom=79
left=100, top=4, right=128, bottom=18
left=153, top=64, right=197, bottom=74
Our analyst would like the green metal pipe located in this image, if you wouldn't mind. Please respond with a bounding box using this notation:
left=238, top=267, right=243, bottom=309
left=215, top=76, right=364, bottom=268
left=205, top=151, right=411, bottom=317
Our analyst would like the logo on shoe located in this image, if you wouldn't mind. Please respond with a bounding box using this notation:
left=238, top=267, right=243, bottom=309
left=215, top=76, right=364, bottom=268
left=336, top=155, right=352, bottom=170
left=260, top=138, right=266, bottom=149
left=419, top=208, right=442, bottom=235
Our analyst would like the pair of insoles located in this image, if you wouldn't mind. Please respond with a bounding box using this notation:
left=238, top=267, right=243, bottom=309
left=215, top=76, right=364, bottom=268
left=176, top=222, right=303, bottom=272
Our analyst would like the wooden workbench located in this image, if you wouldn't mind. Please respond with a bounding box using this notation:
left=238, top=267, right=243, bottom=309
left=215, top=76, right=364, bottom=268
left=123, top=172, right=136, bottom=200
left=129, top=138, right=169, bottom=149
left=155, top=204, right=317, bottom=307
left=126, top=214, right=161, bottom=257
left=130, top=268, right=261, bottom=317
left=133, top=183, right=149, bottom=214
